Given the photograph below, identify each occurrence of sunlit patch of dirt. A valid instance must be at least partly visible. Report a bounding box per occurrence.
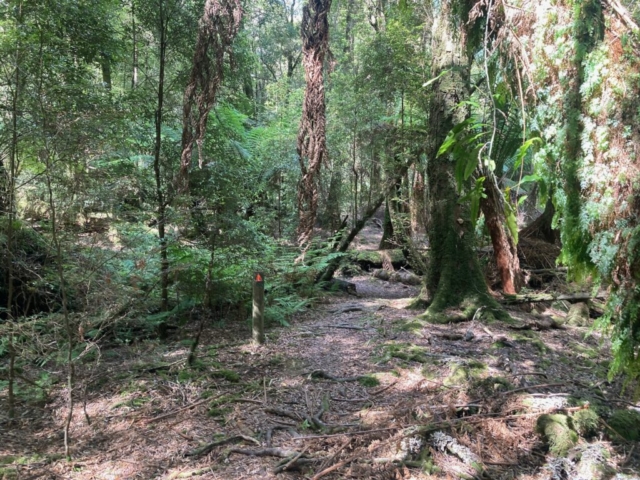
[2,260,640,478]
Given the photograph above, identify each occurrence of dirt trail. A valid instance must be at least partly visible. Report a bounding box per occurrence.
[3,272,640,479]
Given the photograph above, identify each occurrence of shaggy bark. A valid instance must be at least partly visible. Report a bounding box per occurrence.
[481,172,523,294]
[178,0,242,192]
[296,0,332,247]
[423,5,503,321]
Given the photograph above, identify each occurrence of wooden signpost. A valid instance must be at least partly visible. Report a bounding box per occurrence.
[252,272,265,345]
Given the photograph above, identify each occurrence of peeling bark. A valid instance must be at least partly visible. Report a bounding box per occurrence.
[481,173,523,294]
[178,0,243,192]
[296,0,332,247]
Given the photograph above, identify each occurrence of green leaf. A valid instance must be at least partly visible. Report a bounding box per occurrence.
[504,203,519,245]
[422,69,449,88]
[513,138,542,171]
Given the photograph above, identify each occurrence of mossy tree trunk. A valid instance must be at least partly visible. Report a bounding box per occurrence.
[422,5,503,321]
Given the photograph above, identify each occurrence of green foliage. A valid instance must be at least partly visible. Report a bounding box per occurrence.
[607,409,640,442]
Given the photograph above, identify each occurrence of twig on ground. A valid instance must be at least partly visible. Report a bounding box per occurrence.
[265,407,302,422]
[184,434,260,458]
[143,394,223,424]
[501,383,565,395]
[370,380,397,396]
[226,447,305,459]
[308,370,364,382]
[294,426,400,441]
[310,455,359,480]
[273,448,308,474]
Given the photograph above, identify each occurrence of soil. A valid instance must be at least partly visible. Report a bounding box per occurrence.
[2,222,640,479]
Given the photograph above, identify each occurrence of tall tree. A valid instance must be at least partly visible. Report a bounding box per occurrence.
[423,2,503,321]
[296,0,332,248]
[178,0,243,191]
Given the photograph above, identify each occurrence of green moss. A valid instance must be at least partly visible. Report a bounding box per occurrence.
[536,414,579,456]
[207,407,231,418]
[513,333,548,354]
[572,409,600,437]
[470,376,514,394]
[397,318,428,332]
[383,343,431,363]
[351,249,405,266]
[607,409,640,441]
[358,375,380,387]
[210,369,240,383]
[444,361,486,387]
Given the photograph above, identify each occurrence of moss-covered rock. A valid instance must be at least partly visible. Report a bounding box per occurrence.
[470,376,514,395]
[536,414,578,456]
[566,302,590,327]
[572,409,600,437]
[349,249,406,270]
[607,409,640,442]
[444,361,486,387]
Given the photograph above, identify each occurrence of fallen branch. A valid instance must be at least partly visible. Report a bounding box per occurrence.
[508,317,564,331]
[265,407,302,422]
[370,380,397,396]
[143,394,223,424]
[226,447,310,459]
[273,448,308,474]
[184,434,260,458]
[501,383,565,395]
[310,453,360,480]
[324,324,366,331]
[309,370,364,383]
[499,292,606,305]
[294,426,400,441]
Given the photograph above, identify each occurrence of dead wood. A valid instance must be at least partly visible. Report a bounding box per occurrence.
[309,370,364,382]
[499,292,606,305]
[310,453,360,480]
[142,395,223,424]
[273,448,309,474]
[508,316,564,331]
[293,427,399,441]
[328,303,365,314]
[226,447,312,460]
[266,425,298,447]
[501,383,566,395]
[265,407,302,422]
[370,381,397,396]
[184,434,260,458]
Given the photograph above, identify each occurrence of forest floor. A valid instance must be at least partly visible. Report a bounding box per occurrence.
[2,224,640,479]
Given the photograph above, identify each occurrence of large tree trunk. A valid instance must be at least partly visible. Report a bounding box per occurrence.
[423,5,503,322]
[378,199,395,249]
[481,173,523,294]
[178,0,242,192]
[296,0,332,247]
[154,1,169,311]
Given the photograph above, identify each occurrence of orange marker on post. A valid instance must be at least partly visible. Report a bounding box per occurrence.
[252,272,265,345]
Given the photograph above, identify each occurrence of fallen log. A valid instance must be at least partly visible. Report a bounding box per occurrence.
[372,269,421,286]
[499,292,606,305]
